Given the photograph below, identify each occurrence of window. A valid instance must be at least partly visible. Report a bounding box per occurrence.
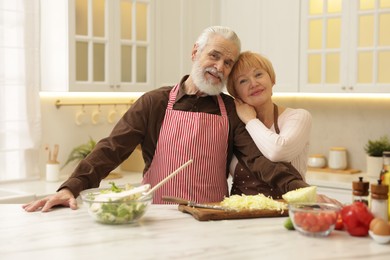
[0,0,41,181]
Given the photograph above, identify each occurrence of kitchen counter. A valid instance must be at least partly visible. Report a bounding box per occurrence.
[0,171,144,202]
[306,170,375,190]
[1,204,389,259]
[0,170,377,204]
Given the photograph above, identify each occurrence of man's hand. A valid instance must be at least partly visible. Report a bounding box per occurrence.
[22,188,78,212]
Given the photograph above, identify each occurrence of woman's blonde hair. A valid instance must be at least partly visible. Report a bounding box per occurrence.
[227,51,276,98]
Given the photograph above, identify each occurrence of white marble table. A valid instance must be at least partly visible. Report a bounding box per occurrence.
[1,204,389,260]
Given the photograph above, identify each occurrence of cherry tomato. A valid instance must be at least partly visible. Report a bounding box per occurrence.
[335,214,344,230]
[340,201,374,236]
[293,211,335,233]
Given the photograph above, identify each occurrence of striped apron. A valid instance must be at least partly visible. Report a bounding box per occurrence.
[142,84,229,204]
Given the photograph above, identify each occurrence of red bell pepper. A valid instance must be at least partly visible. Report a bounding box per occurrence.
[340,201,374,236]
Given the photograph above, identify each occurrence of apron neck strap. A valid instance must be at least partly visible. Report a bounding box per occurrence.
[167,84,227,116]
[273,103,280,134]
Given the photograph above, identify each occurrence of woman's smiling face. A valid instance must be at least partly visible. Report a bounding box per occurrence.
[234,67,274,106]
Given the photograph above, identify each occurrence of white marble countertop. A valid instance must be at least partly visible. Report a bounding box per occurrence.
[1,204,389,260]
[0,171,144,202]
[0,168,379,204]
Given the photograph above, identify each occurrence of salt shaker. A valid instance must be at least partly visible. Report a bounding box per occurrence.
[328,147,347,170]
[370,179,389,222]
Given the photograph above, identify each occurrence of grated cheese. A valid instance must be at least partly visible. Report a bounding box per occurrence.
[221,194,288,211]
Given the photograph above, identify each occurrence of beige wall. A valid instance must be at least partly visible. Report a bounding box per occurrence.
[273,95,390,172]
[40,94,390,178]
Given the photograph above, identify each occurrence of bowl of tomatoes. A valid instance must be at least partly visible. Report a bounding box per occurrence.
[288,203,341,237]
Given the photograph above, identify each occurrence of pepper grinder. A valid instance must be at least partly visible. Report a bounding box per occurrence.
[352,177,369,206]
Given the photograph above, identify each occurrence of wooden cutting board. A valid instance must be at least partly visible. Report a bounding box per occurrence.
[178,204,288,221]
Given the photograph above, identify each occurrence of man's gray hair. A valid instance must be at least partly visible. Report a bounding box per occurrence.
[195,26,241,54]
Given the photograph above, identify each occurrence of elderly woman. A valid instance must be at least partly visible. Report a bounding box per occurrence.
[227,51,312,198]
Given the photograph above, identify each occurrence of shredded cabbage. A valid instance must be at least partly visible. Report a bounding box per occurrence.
[221,194,288,211]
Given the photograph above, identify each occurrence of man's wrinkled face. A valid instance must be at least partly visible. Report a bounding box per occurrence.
[191,35,239,95]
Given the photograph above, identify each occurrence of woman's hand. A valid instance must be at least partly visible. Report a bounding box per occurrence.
[22,188,78,212]
[234,99,257,124]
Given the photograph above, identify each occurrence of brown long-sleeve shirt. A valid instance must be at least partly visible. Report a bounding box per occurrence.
[59,75,309,197]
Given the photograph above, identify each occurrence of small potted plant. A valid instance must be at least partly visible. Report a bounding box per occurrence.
[61,137,96,170]
[364,135,390,178]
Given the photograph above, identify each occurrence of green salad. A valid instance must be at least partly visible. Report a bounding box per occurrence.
[84,182,150,224]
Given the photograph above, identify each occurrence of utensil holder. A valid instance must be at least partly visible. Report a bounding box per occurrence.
[46,163,60,182]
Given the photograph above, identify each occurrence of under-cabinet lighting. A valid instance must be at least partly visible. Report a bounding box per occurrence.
[40,91,390,100]
[273,92,390,99]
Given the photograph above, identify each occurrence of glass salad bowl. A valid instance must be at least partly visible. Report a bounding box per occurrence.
[79,183,152,225]
[288,202,341,237]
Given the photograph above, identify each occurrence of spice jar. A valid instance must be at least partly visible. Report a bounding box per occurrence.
[352,177,369,206]
[370,179,389,222]
[328,147,347,170]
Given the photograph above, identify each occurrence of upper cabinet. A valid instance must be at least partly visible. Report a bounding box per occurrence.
[41,0,154,92]
[40,0,390,93]
[300,0,390,93]
[220,0,301,93]
[154,0,221,88]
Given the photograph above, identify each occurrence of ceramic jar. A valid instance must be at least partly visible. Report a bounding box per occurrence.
[328,147,348,170]
[307,154,326,168]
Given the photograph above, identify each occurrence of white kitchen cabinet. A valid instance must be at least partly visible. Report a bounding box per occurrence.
[154,0,221,88]
[220,0,301,93]
[300,0,390,93]
[40,0,154,92]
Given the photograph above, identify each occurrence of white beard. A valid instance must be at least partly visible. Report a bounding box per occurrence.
[191,60,226,96]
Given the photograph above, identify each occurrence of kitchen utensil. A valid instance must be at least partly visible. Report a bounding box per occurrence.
[162,196,228,210]
[94,159,193,202]
[141,159,193,198]
[52,144,59,163]
[93,184,151,202]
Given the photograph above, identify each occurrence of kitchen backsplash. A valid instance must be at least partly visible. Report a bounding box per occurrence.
[40,93,390,178]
